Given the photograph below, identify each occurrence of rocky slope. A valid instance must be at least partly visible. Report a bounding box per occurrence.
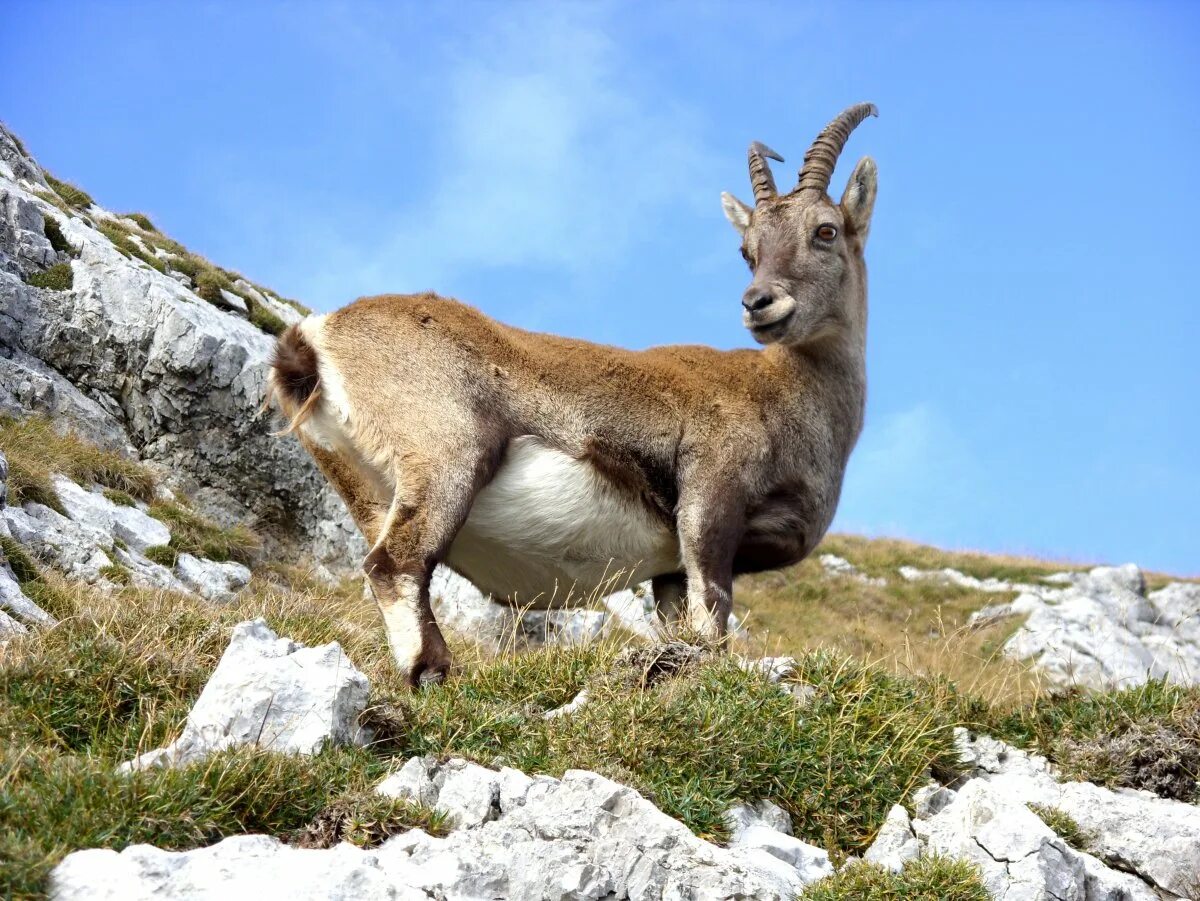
[0,122,360,568]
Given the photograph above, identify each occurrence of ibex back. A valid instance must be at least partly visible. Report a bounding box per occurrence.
[270,104,878,686]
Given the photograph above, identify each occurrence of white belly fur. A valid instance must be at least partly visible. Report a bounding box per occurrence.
[445,437,681,608]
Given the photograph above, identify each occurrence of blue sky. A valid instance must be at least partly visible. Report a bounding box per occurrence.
[3,1,1197,573]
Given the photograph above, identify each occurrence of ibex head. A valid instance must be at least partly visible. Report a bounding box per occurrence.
[722,103,878,347]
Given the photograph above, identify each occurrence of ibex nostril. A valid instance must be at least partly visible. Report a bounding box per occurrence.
[742,293,775,313]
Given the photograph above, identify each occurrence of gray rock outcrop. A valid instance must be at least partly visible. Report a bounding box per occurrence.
[0,120,362,567]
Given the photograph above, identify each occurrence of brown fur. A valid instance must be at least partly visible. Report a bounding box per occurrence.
[269,105,879,687]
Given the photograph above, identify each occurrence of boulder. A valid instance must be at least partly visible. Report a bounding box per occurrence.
[915,779,1091,900]
[51,475,170,552]
[954,729,1200,898]
[120,619,369,772]
[3,501,112,583]
[174,553,252,604]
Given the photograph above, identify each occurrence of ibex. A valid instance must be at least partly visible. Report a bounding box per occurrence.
[270,103,878,687]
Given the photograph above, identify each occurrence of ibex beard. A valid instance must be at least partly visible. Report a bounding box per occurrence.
[269,104,878,688]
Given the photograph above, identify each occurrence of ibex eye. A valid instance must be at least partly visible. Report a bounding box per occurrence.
[816,225,838,241]
[740,247,753,265]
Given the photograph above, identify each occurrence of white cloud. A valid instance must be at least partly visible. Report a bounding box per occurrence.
[299,3,715,304]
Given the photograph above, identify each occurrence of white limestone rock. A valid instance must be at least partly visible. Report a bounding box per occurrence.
[863,803,920,873]
[110,544,192,594]
[382,763,821,899]
[2,501,112,584]
[953,729,1200,898]
[69,761,825,899]
[724,800,832,884]
[429,565,518,649]
[51,835,431,901]
[0,604,26,636]
[120,619,369,772]
[173,552,252,603]
[51,475,170,552]
[379,756,501,829]
[819,553,887,586]
[725,799,794,836]
[521,607,608,645]
[916,779,1090,900]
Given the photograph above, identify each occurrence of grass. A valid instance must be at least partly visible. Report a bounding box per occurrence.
[147,501,262,565]
[26,263,73,291]
[0,569,965,895]
[292,792,447,848]
[43,174,93,210]
[0,537,77,621]
[248,297,288,335]
[97,221,166,273]
[384,644,961,853]
[0,537,1192,898]
[0,416,156,514]
[193,267,240,307]
[1028,804,1095,852]
[41,216,74,256]
[736,541,1044,706]
[98,563,131,585]
[143,544,179,568]
[970,680,1200,801]
[0,746,398,899]
[801,857,989,900]
[122,212,157,232]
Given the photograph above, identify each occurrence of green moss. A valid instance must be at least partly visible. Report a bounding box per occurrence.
[1028,804,1095,852]
[123,212,157,232]
[801,857,989,900]
[26,263,73,291]
[41,215,74,256]
[44,173,93,210]
[248,298,288,336]
[102,488,138,507]
[148,502,261,566]
[143,544,179,568]
[98,564,131,586]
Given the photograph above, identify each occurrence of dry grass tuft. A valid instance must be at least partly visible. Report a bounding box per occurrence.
[0,416,156,513]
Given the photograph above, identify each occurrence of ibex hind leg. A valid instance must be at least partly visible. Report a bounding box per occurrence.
[364,447,500,688]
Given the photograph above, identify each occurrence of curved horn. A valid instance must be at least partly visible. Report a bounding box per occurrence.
[747,141,784,205]
[795,103,878,196]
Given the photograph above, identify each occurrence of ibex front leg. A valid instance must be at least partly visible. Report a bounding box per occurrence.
[363,453,491,687]
[675,480,744,642]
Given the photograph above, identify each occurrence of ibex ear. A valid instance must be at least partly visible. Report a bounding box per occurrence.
[840,156,877,243]
[721,192,752,235]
